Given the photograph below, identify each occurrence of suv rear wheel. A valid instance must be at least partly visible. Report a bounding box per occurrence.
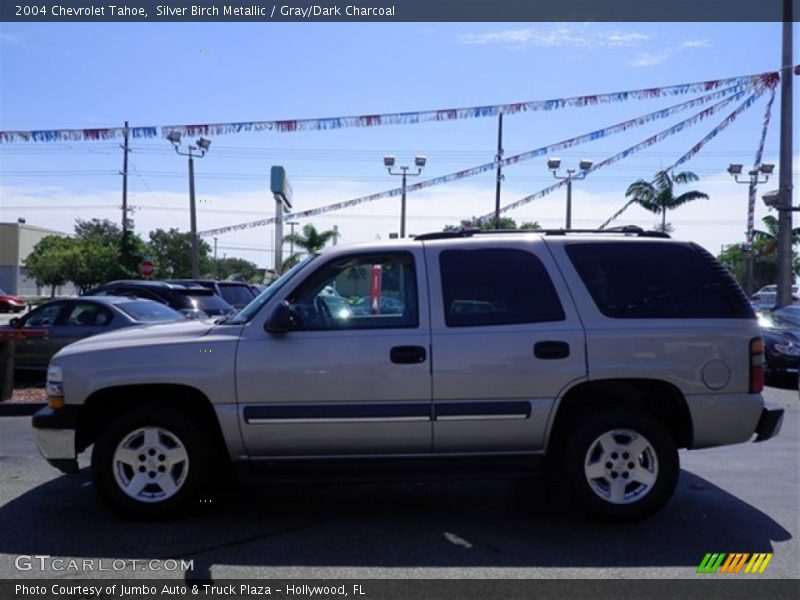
[91,406,213,519]
[563,410,679,522]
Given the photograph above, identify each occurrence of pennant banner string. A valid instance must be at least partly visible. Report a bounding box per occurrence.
[197,83,754,237]
[597,87,771,230]
[0,71,779,144]
[745,86,777,248]
[488,86,767,221]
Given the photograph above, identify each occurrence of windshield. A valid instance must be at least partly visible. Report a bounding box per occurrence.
[117,300,185,323]
[229,254,317,324]
[773,307,800,329]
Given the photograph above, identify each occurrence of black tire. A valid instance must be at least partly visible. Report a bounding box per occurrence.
[563,409,679,522]
[91,405,215,519]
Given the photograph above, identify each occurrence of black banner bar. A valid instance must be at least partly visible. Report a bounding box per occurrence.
[1,0,799,23]
[3,579,800,600]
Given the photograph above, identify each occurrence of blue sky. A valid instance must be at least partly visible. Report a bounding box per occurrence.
[0,22,797,268]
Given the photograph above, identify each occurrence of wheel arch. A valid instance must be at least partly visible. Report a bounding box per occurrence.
[546,378,693,456]
[76,384,229,461]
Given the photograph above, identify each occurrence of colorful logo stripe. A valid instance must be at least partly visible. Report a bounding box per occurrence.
[697,553,773,574]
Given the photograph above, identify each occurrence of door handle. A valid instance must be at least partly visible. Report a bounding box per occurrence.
[390,345,427,364]
[534,341,570,360]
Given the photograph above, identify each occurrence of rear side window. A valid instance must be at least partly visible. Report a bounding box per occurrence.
[566,242,754,319]
[439,248,565,327]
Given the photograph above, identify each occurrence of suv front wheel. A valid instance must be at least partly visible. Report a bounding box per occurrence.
[91,406,213,519]
[563,410,679,522]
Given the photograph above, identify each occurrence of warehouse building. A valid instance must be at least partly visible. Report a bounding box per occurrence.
[0,220,74,296]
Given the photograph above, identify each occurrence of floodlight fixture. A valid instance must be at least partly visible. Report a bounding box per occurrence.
[547,157,561,170]
[166,130,182,145]
[579,159,593,171]
[727,163,743,176]
[383,156,396,167]
[415,156,427,167]
[759,164,775,175]
[196,137,211,151]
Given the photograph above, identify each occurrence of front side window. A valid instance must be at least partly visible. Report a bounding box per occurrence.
[439,248,565,327]
[25,303,65,327]
[287,253,418,331]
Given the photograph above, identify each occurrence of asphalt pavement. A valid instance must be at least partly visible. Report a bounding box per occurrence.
[0,386,797,582]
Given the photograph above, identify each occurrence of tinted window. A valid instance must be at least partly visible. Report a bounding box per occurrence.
[64,302,114,326]
[566,242,754,319]
[288,253,418,331]
[25,303,65,327]
[181,290,234,314]
[218,284,255,307]
[117,300,184,323]
[439,248,565,327]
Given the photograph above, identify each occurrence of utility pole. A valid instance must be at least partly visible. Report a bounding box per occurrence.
[213,237,218,279]
[287,221,299,257]
[120,121,131,269]
[494,114,504,228]
[776,3,794,308]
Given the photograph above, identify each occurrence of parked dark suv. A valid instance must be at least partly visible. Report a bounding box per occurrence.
[85,280,235,319]
[167,279,257,309]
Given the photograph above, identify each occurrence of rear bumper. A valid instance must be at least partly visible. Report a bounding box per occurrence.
[32,406,79,474]
[754,404,784,442]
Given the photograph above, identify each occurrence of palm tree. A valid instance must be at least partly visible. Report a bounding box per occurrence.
[625,170,709,232]
[282,223,340,270]
[753,215,800,254]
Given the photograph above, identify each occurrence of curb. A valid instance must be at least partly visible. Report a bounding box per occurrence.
[0,402,45,416]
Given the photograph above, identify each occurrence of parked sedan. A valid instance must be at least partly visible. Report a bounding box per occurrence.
[1,296,185,372]
[0,287,26,313]
[757,305,800,382]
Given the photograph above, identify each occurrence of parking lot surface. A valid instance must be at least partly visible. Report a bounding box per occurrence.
[0,386,797,581]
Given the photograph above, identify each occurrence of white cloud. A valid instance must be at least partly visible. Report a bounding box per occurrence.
[629,52,671,68]
[0,32,23,47]
[680,39,712,49]
[459,26,650,49]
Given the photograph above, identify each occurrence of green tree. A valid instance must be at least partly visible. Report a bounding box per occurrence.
[444,217,541,231]
[625,170,709,232]
[74,218,146,276]
[718,216,800,291]
[147,228,211,279]
[211,257,260,282]
[63,242,124,294]
[24,236,74,297]
[282,223,340,270]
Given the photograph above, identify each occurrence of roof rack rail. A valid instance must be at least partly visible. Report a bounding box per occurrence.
[414,225,670,241]
[413,228,481,241]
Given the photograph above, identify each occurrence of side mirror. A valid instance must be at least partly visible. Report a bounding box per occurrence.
[9,318,20,328]
[265,301,301,333]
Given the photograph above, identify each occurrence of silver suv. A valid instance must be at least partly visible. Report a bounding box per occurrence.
[33,227,784,521]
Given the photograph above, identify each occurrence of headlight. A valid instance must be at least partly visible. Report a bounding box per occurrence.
[46,364,65,408]
[773,342,800,357]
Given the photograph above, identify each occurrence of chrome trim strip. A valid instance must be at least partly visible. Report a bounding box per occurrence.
[436,414,529,421]
[246,416,431,424]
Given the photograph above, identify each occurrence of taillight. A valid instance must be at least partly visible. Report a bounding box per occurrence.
[750,337,764,393]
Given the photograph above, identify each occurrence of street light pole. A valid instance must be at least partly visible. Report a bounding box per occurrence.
[188,150,198,278]
[384,155,426,237]
[776,8,794,308]
[728,163,774,296]
[167,132,211,279]
[547,158,593,229]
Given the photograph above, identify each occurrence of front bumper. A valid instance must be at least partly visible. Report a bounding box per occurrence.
[754,404,784,442]
[32,406,80,473]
